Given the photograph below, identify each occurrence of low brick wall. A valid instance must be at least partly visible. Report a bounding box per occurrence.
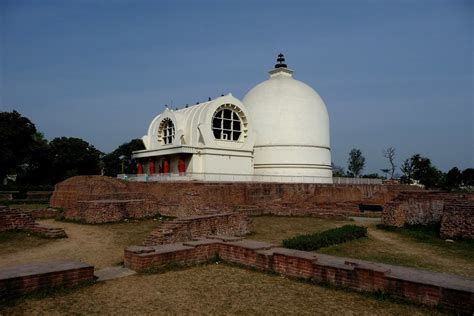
[0,261,94,298]
[143,213,250,245]
[0,191,15,201]
[28,207,60,219]
[124,238,474,314]
[26,191,52,200]
[50,176,421,222]
[441,201,474,239]
[0,207,66,238]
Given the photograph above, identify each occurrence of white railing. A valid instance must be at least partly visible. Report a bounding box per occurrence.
[117,173,382,184]
[333,177,382,185]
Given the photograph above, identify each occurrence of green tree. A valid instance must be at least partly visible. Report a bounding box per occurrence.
[400,158,415,183]
[103,139,145,176]
[462,168,474,187]
[17,132,53,187]
[443,167,462,191]
[49,137,103,183]
[0,111,38,181]
[347,148,365,177]
[401,154,443,189]
[331,163,345,177]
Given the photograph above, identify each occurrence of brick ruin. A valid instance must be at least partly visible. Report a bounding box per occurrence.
[50,176,418,222]
[49,176,474,239]
[441,200,474,239]
[143,213,250,246]
[381,192,474,239]
[0,261,95,298]
[0,206,67,238]
[124,237,474,314]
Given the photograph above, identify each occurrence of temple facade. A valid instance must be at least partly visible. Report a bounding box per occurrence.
[132,54,332,183]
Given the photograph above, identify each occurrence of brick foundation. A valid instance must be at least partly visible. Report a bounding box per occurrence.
[143,213,250,245]
[0,261,94,298]
[124,238,474,314]
[50,176,420,222]
[0,207,67,238]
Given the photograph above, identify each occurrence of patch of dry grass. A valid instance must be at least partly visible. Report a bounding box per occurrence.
[251,216,474,277]
[1,265,442,315]
[249,215,354,244]
[319,224,474,277]
[0,231,51,257]
[0,219,160,269]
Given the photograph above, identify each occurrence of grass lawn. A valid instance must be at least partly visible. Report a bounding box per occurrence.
[251,216,474,277]
[1,264,442,315]
[248,215,354,244]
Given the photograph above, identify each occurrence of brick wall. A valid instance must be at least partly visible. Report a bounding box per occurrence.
[0,261,94,298]
[381,192,474,240]
[382,192,465,227]
[0,207,66,238]
[143,213,250,245]
[50,176,419,222]
[0,206,36,232]
[441,200,474,239]
[124,238,474,314]
[67,197,161,224]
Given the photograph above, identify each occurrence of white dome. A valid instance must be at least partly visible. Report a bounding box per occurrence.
[243,66,332,182]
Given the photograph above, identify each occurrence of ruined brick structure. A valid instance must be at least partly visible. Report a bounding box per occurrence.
[0,261,94,298]
[124,237,474,314]
[73,196,161,224]
[143,213,250,245]
[441,200,474,239]
[0,206,66,238]
[381,192,474,239]
[51,176,418,222]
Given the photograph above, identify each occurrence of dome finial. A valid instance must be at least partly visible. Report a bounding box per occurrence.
[274,53,287,69]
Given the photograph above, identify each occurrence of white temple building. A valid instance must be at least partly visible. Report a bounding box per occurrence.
[132,54,332,183]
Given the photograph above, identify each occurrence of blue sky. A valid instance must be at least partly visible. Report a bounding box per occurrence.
[1,0,473,174]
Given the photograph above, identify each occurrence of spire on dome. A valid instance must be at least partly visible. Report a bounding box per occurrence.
[274,53,287,69]
[269,53,293,78]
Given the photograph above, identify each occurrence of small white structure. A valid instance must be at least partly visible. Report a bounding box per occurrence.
[132,54,332,183]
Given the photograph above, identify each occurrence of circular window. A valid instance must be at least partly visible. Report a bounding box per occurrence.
[158,118,175,145]
[212,105,245,141]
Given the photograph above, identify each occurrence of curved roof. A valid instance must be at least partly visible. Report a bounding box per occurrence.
[243,68,330,148]
[142,94,254,151]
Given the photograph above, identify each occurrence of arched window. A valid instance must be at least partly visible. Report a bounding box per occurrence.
[212,105,243,141]
[158,118,175,145]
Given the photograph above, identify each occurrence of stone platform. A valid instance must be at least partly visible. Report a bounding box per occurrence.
[0,261,95,298]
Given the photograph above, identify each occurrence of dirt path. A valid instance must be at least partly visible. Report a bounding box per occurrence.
[0,219,157,269]
[367,227,474,276]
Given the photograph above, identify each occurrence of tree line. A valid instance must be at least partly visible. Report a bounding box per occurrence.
[0,110,144,190]
[333,147,473,191]
[1,110,472,191]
